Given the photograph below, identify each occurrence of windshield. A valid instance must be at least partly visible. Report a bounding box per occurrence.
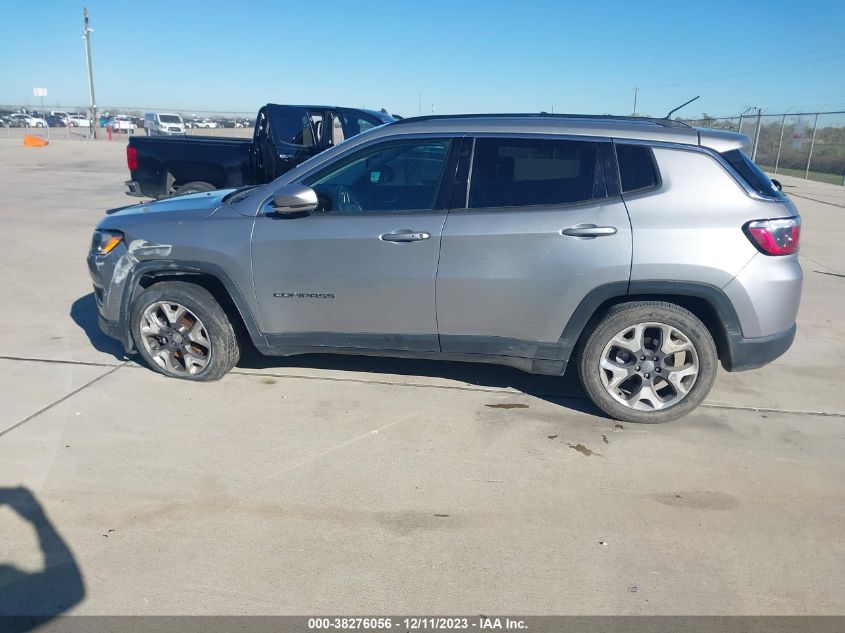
[159,114,181,123]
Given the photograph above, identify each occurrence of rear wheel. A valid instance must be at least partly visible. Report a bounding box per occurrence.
[176,181,216,195]
[578,301,717,423]
[130,282,240,381]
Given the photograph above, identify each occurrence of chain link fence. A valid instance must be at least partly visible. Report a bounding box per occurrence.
[682,111,845,185]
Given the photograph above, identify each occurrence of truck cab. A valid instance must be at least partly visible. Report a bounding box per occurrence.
[125,104,394,198]
[252,105,393,184]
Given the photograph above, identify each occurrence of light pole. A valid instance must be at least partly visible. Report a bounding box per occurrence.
[83,7,97,138]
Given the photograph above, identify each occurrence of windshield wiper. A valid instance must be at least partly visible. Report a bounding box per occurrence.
[223,185,258,204]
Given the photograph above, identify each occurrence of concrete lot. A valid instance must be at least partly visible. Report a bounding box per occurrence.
[0,137,843,616]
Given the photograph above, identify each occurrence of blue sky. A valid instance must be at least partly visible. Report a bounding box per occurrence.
[1,0,844,118]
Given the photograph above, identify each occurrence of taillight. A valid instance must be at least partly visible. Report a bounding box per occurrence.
[126,145,138,171]
[743,217,800,256]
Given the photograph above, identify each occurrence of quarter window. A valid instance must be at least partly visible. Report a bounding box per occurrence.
[720,149,780,198]
[616,144,659,192]
[468,138,604,208]
[303,139,451,214]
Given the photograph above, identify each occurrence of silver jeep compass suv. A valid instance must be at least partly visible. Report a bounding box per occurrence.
[88,114,802,423]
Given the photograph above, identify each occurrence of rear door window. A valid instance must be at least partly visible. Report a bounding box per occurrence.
[615,144,659,192]
[468,138,605,208]
[331,113,382,145]
[269,108,324,147]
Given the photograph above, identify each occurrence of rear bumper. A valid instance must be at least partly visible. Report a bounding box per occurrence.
[125,180,143,197]
[723,323,796,371]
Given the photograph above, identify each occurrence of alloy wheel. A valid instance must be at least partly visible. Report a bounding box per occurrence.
[599,321,699,411]
[138,301,211,375]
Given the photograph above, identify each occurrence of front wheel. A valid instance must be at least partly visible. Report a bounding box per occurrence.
[130,282,240,381]
[578,301,718,423]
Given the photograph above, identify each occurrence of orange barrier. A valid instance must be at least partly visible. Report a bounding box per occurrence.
[23,135,49,147]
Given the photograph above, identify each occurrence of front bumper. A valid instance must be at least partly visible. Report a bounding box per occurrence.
[723,323,796,371]
[88,247,136,354]
[97,314,135,355]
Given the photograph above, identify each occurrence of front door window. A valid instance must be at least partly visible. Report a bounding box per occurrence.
[302,139,451,214]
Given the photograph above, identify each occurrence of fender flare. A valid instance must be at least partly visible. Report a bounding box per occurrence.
[116,259,266,352]
[557,280,743,363]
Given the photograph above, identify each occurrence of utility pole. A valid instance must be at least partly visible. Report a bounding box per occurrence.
[83,7,97,138]
[632,85,638,117]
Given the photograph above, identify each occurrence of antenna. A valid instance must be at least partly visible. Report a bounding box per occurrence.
[664,95,700,120]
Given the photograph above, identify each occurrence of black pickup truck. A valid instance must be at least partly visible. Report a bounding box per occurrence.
[125,104,394,198]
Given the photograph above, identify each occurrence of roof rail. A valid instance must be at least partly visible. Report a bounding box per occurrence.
[391,113,692,129]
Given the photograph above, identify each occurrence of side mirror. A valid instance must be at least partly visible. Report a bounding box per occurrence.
[771,178,783,192]
[269,184,318,218]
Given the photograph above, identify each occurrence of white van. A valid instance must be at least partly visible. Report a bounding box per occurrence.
[144,112,185,136]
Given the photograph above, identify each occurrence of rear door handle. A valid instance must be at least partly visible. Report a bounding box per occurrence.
[380,230,431,242]
[561,224,617,238]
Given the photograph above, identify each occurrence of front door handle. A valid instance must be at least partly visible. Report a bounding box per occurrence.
[561,224,617,239]
[380,230,431,242]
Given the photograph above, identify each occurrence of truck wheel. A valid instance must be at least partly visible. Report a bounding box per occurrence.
[130,281,240,381]
[176,181,216,195]
[578,301,718,424]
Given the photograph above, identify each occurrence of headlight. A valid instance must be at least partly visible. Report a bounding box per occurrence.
[91,229,124,256]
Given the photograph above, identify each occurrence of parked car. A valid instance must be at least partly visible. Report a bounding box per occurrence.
[68,115,91,128]
[106,116,136,133]
[90,113,802,423]
[144,112,185,136]
[50,111,72,125]
[124,104,394,198]
[45,115,67,127]
[10,113,47,127]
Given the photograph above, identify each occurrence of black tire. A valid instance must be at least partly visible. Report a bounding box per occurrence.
[176,181,216,195]
[578,301,718,424]
[130,281,240,381]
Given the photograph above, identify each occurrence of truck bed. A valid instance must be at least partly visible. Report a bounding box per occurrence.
[127,135,252,199]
